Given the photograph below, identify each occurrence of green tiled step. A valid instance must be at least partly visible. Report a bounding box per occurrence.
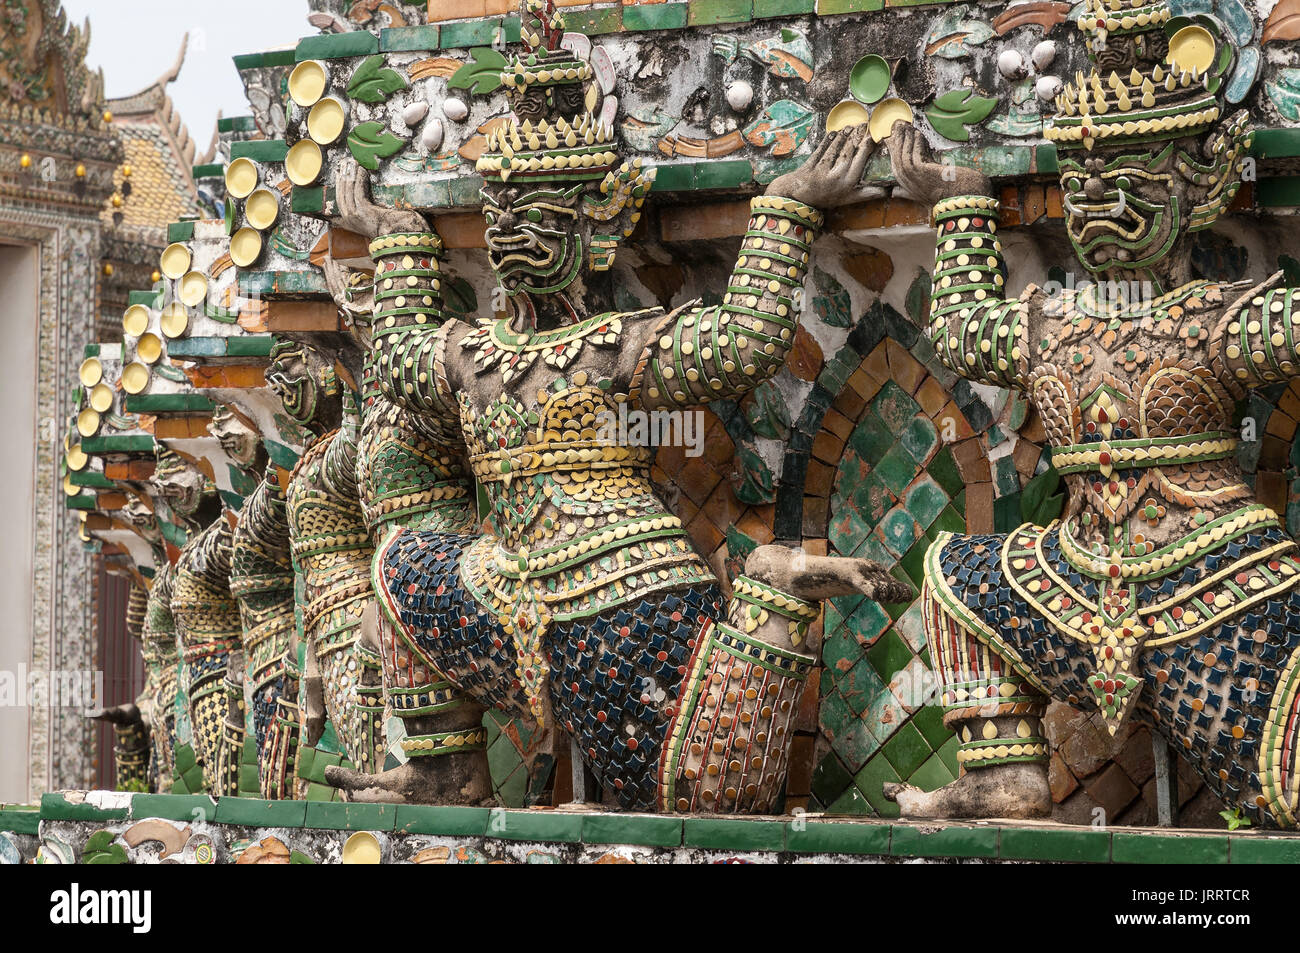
[32,795,1300,862]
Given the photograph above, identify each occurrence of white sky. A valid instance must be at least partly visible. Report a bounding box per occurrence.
[61,0,311,144]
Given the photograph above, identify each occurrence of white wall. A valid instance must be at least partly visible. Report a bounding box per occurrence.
[0,242,38,804]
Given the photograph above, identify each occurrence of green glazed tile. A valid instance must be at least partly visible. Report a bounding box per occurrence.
[214,797,307,827]
[439,18,503,50]
[881,721,931,777]
[304,800,397,831]
[624,2,689,31]
[905,475,949,529]
[167,220,195,242]
[875,506,919,559]
[0,809,40,835]
[230,139,289,163]
[900,416,939,463]
[683,817,785,852]
[911,705,951,749]
[873,444,919,496]
[380,25,440,52]
[564,5,624,35]
[853,753,902,817]
[786,820,890,855]
[689,0,753,25]
[1230,836,1300,864]
[755,0,815,15]
[40,793,129,823]
[1112,832,1229,864]
[866,628,913,682]
[907,751,957,791]
[296,31,378,60]
[583,813,683,847]
[496,810,584,843]
[131,794,217,823]
[816,0,884,10]
[693,159,754,190]
[890,823,998,858]
[1000,827,1111,863]
[825,784,873,815]
[395,805,490,837]
[810,751,854,804]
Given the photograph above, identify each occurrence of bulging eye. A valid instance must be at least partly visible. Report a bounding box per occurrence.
[1068,177,1082,192]
[526,208,543,223]
[484,212,497,226]
[1116,176,1131,190]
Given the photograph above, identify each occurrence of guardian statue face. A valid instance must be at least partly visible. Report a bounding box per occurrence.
[265,338,340,434]
[207,404,260,468]
[149,458,208,519]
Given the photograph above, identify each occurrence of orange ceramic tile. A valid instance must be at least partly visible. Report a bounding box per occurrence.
[831,382,867,422]
[862,344,889,381]
[677,454,723,506]
[883,197,928,227]
[842,247,894,293]
[785,734,815,795]
[428,0,487,21]
[787,324,823,381]
[1022,184,1046,224]
[886,338,926,394]
[951,437,992,482]
[795,668,820,731]
[801,537,827,557]
[154,415,215,440]
[998,185,1022,225]
[184,364,268,390]
[804,458,835,498]
[820,406,855,442]
[915,376,948,416]
[802,495,829,537]
[827,199,886,232]
[936,400,975,440]
[735,506,775,544]
[267,299,341,332]
[811,428,844,465]
[1013,437,1041,476]
[965,481,994,533]
[1256,471,1287,514]
[433,211,490,249]
[1045,185,1064,219]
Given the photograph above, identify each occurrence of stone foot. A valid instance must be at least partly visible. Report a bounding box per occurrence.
[746,544,914,603]
[325,759,492,806]
[882,762,1050,819]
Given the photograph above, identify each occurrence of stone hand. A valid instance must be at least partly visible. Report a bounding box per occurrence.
[888,121,991,206]
[332,158,428,240]
[766,124,876,210]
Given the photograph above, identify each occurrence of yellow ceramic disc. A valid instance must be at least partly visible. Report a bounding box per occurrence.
[159,243,192,280]
[245,188,280,230]
[230,227,264,268]
[1167,25,1216,73]
[122,304,150,337]
[77,408,100,438]
[288,60,328,108]
[64,473,79,496]
[225,157,259,199]
[137,332,163,364]
[122,362,150,395]
[78,357,103,387]
[286,139,324,187]
[341,831,381,865]
[827,100,870,133]
[65,444,87,471]
[89,382,114,413]
[308,96,347,145]
[869,98,914,142]
[179,271,208,308]
[160,303,189,338]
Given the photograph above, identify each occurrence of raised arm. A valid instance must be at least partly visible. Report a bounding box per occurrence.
[890,123,1029,391]
[634,126,874,410]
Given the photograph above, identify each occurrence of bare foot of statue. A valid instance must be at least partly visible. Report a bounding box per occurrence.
[326,760,493,805]
[883,762,1051,819]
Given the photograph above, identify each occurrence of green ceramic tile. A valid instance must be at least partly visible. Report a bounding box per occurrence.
[1230,836,1300,864]
[933,505,966,535]
[937,734,960,775]
[1257,176,1300,209]
[1251,127,1300,160]
[900,415,939,463]
[872,380,921,433]
[755,0,815,15]
[847,596,891,643]
[911,705,951,749]
[167,220,195,242]
[689,0,753,25]
[839,656,887,717]
[994,455,1021,496]
[898,539,930,587]
[875,506,919,559]
[395,805,490,836]
[380,25,440,52]
[828,504,873,557]
[829,715,882,773]
[821,627,863,675]
[683,817,784,852]
[624,2,689,31]
[905,475,949,529]
[873,444,918,496]
[40,793,129,823]
[214,797,308,827]
[563,5,624,35]
[882,721,931,777]
[495,764,528,807]
[890,823,998,858]
[1112,832,1229,864]
[583,813,683,847]
[230,139,289,163]
[131,794,217,823]
[847,411,894,463]
[786,820,891,855]
[853,754,901,817]
[826,784,873,815]
[0,809,40,835]
[927,446,964,497]
[497,810,584,843]
[908,751,958,791]
[894,599,928,652]
[297,30,378,59]
[851,526,896,567]
[693,159,754,190]
[439,18,503,50]
[851,472,895,526]
[304,800,397,831]
[1000,827,1111,863]
[816,0,883,11]
[811,751,854,805]
[866,628,913,682]
[650,163,693,192]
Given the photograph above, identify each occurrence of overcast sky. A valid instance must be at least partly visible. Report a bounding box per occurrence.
[61,0,311,143]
